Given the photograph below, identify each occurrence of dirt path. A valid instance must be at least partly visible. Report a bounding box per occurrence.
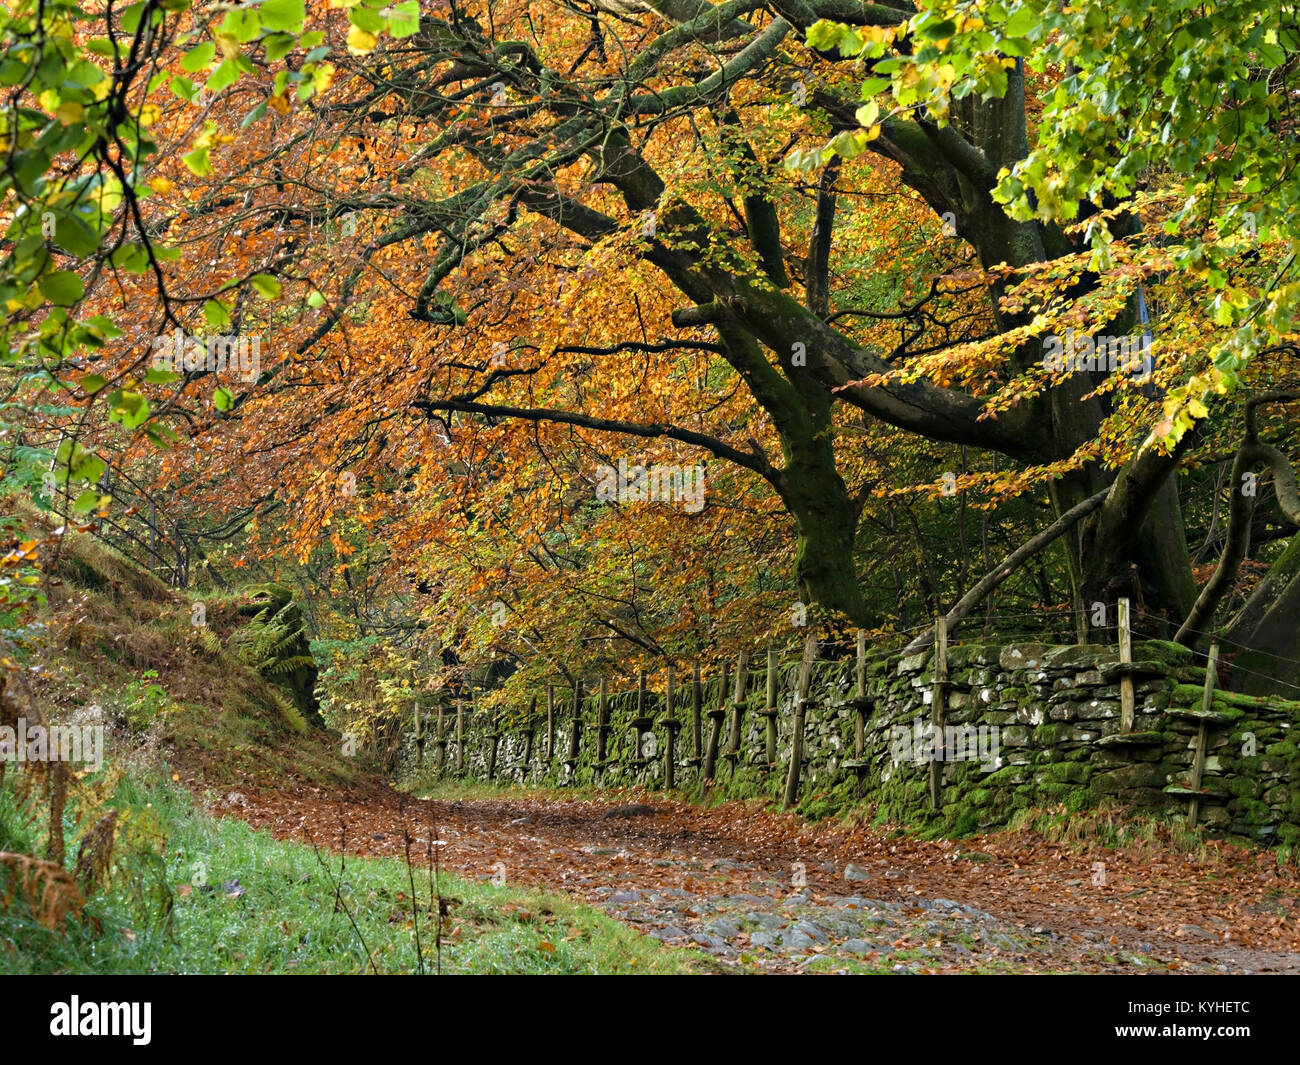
[207,778,1300,974]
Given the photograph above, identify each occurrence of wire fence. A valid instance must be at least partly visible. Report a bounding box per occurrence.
[442,604,1300,707]
[1129,625,1300,699]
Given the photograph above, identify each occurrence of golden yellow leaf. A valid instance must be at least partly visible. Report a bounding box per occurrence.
[347,26,378,55]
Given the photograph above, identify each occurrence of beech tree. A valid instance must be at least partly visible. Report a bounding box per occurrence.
[20,0,1300,692]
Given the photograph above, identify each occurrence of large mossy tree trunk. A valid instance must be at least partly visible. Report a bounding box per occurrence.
[778,365,870,629]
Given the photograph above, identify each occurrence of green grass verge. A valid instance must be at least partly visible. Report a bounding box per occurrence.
[0,774,709,975]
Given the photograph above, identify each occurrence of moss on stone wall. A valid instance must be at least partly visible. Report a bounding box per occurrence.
[397,638,1300,844]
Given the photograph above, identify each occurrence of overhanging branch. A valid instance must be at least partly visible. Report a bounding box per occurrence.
[412,396,781,483]
[903,486,1110,654]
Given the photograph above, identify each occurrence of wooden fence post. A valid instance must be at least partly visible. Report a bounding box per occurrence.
[689,662,703,768]
[434,701,447,775]
[567,678,583,769]
[546,683,556,763]
[487,708,500,781]
[843,630,872,794]
[521,695,537,775]
[782,634,818,810]
[596,678,609,772]
[703,660,728,780]
[1118,597,1135,733]
[630,669,653,763]
[726,650,749,772]
[855,629,867,758]
[760,641,778,768]
[929,616,947,811]
[663,665,681,788]
[1189,640,1219,827]
[456,690,467,776]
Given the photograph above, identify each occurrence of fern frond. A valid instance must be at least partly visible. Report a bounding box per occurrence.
[265,655,314,675]
[265,688,308,735]
[0,851,86,931]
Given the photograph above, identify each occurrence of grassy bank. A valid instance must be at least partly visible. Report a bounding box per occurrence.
[0,773,707,975]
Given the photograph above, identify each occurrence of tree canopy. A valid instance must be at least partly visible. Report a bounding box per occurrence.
[6,0,1300,703]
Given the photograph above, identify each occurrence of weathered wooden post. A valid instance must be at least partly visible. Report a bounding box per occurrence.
[725,649,749,772]
[487,707,501,781]
[546,683,556,763]
[595,678,609,773]
[662,666,682,788]
[782,633,818,810]
[521,694,537,776]
[929,616,948,810]
[434,700,448,775]
[759,641,778,768]
[689,662,703,769]
[1118,598,1135,733]
[630,670,653,764]
[703,659,729,780]
[455,690,467,776]
[567,678,583,771]
[1189,640,1219,827]
[843,630,872,794]
[855,629,867,758]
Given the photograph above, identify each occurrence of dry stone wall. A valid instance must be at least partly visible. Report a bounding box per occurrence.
[399,638,1300,845]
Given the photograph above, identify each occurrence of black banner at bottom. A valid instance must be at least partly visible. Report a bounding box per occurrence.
[2,972,1290,1051]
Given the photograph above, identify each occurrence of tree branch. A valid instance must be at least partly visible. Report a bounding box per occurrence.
[411,397,781,483]
[903,487,1111,653]
[1176,390,1300,645]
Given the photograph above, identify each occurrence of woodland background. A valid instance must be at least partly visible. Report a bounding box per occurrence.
[1,0,1300,976]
